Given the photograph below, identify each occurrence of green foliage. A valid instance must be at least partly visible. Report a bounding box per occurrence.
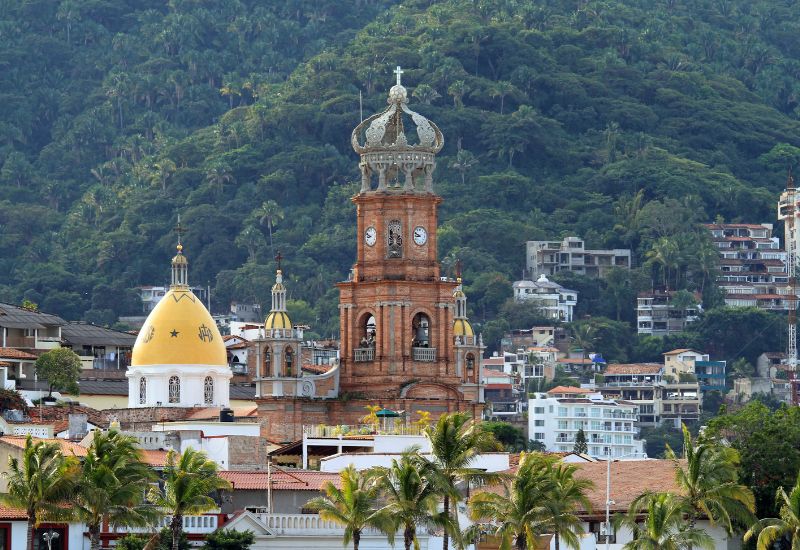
[706,403,800,517]
[482,421,529,452]
[0,0,798,332]
[572,428,588,455]
[34,348,82,396]
[640,426,686,459]
[203,530,255,550]
[116,528,190,550]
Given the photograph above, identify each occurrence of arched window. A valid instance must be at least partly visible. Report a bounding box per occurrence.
[139,377,147,405]
[412,313,431,348]
[360,315,377,348]
[204,376,214,404]
[466,354,475,374]
[168,376,180,404]
[285,348,293,377]
[264,347,272,377]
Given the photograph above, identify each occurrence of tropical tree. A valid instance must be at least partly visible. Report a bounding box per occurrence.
[665,424,755,536]
[572,429,588,455]
[450,148,478,186]
[0,436,78,550]
[546,462,593,550]
[204,163,235,197]
[305,465,393,550]
[34,348,81,397]
[744,471,800,550]
[469,452,586,550]
[412,84,441,105]
[569,323,596,360]
[148,448,232,550]
[375,454,444,550]
[75,430,159,550]
[645,238,681,290]
[422,412,502,550]
[617,492,713,550]
[257,200,284,255]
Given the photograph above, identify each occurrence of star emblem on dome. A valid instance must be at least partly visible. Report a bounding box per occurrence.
[170,329,179,338]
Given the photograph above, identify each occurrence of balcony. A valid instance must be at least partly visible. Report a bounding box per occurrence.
[412,347,437,362]
[354,348,375,362]
[254,513,388,537]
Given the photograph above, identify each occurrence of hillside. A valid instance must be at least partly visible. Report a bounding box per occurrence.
[2,0,800,343]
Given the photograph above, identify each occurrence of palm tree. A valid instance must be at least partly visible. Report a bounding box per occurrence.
[148,448,232,550]
[75,430,159,550]
[306,465,393,550]
[0,436,78,550]
[645,238,680,290]
[469,452,578,550]
[546,462,593,550]
[257,200,284,255]
[204,163,235,197]
[666,424,755,536]
[745,472,800,550]
[569,323,596,361]
[449,148,478,186]
[422,412,502,550]
[618,492,713,550]
[375,454,444,550]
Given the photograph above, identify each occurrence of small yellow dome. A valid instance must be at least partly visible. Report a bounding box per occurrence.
[453,319,474,337]
[132,288,226,366]
[265,311,292,330]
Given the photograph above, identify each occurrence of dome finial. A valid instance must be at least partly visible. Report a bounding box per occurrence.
[394,65,404,87]
[173,214,186,253]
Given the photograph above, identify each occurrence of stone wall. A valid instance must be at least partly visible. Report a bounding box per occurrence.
[106,406,202,430]
[227,434,270,469]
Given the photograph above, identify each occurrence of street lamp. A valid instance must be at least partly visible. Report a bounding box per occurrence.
[41,530,59,550]
[605,451,644,550]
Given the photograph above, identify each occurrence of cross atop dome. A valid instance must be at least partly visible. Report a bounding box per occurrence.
[394,65,404,86]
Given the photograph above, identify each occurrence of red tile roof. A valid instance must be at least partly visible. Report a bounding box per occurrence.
[0,505,27,520]
[302,364,332,375]
[0,436,88,457]
[0,348,37,360]
[547,386,588,395]
[485,383,513,390]
[663,349,700,355]
[141,450,169,467]
[219,470,341,491]
[605,363,662,375]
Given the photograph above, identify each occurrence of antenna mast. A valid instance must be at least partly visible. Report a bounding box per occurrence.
[779,168,800,405]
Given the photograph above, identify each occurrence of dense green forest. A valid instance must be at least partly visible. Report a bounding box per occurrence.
[2,0,800,351]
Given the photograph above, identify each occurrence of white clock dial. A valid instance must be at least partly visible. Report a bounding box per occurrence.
[365,226,377,246]
[413,226,428,246]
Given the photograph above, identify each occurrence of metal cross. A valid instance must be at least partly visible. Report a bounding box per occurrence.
[275,251,282,270]
[394,65,404,86]
[173,214,186,245]
[456,259,462,279]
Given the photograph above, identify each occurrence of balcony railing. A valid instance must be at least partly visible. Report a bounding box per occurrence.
[254,513,388,536]
[354,348,375,362]
[412,347,436,362]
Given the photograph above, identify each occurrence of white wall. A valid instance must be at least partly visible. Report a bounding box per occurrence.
[320,452,509,473]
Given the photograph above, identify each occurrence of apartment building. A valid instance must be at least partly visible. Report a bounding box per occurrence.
[528,387,646,458]
[513,275,578,322]
[501,326,571,355]
[636,291,700,336]
[705,223,795,311]
[662,349,726,393]
[598,363,701,426]
[526,237,632,279]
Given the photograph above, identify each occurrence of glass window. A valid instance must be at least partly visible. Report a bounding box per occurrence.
[168,376,180,404]
[557,420,568,430]
[533,406,545,414]
[534,433,545,440]
[591,408,601,418]
[203,377,214,404]
[558,407,568,416]
[534,419,544,427]
[139,377,146,405]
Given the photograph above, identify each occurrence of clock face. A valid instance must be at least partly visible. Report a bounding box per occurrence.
[413,226,428,246]
[365,226,377,247]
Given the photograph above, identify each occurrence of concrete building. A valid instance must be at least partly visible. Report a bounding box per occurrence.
[636,290,700,336]
[705,223,796,311]
[598,364,701,426]
[528,387,645,458]
[525,237,632,279]
[513,275,578,322]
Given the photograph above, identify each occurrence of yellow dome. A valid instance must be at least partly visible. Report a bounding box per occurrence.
[265,311,292,330]
[453,319,474,337]
[132,288,226,366]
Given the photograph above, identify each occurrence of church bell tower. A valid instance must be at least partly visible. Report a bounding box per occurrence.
[337,68,482,405]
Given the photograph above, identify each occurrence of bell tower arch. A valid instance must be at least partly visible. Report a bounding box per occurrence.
[337,69,482,406]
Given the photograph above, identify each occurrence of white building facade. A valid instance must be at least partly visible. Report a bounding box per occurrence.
[528,390,645,458]
[513,275,578,322]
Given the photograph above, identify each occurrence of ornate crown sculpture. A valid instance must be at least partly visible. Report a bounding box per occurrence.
[351,66,444,194]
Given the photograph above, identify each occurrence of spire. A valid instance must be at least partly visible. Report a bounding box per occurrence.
[271,251,287,312]
[453,260,468,320]
[788,166,795,191]
[170,215,188,288]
